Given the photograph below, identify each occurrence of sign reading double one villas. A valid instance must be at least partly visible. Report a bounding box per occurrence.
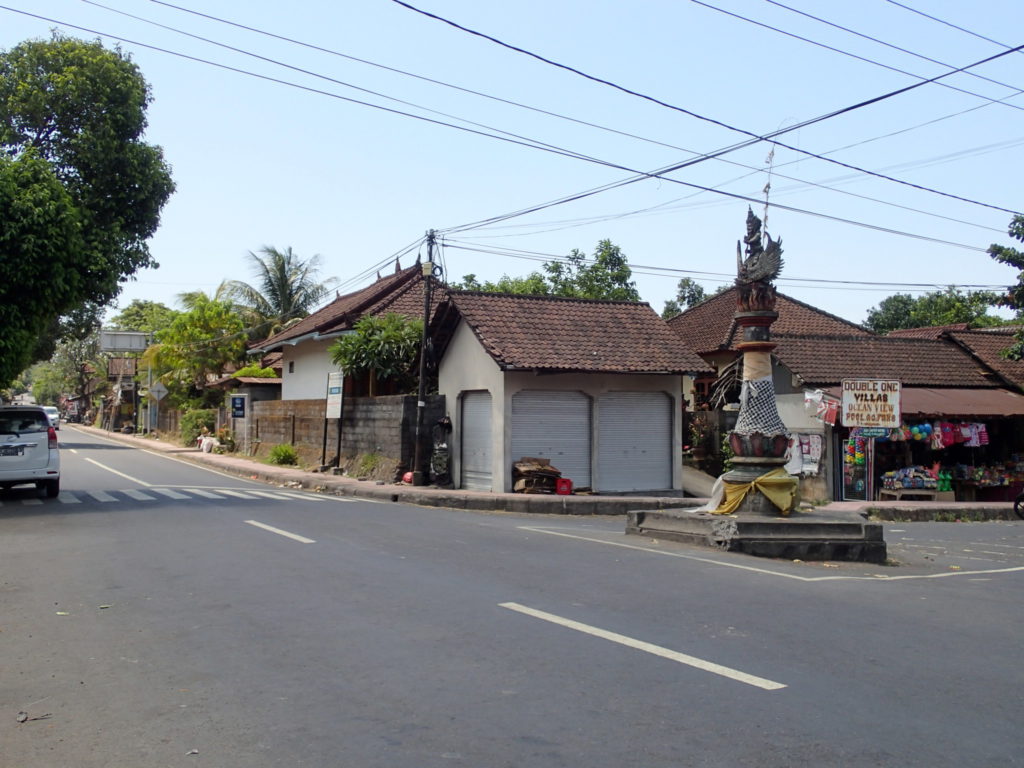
[841,379,902,429]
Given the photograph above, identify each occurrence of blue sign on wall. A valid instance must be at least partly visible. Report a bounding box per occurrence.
[231,395,246,418]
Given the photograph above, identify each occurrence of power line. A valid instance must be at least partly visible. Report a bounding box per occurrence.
[144,0,1022,234]
[391,0,1023,217]
[882,0,1022,51]
[696,0,1024,109]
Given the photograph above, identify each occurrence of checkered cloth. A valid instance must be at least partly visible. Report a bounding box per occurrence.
[733,375,789,436]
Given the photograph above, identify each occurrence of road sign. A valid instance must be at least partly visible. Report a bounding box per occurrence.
[150,382,168,401]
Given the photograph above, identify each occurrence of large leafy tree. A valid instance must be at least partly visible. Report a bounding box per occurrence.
[0,34,174,386]
[989,214,1024,357]
[219,246,337,339]
[108,300,179,335]
[864,287,1004,335]
[150,295,246,407]
[452,239,640,301]
[329,313,423,396]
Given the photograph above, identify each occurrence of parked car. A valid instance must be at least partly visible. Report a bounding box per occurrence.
[0,405,61,497]
[43,405,60,430]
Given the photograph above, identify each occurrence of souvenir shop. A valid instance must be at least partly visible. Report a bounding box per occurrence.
[837,390,1024,502]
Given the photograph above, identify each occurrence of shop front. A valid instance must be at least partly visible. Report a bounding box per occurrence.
[830,386,1024,502]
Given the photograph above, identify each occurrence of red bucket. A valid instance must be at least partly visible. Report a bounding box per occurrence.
[555,478,573,495]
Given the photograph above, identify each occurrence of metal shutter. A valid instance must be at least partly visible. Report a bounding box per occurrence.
[511,390,591,489]
[597,392,672,492]
[461,391,492,491]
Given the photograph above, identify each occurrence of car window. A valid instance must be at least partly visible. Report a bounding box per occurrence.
[0,412,49,433]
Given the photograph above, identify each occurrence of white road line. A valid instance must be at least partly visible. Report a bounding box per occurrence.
[216,489,258,499]
[87,490,118,503]
[273,490,332,502]
[183,488,223,498]
[500,602,786,691]
[151,488,190,500]
[21,498,43,506]
[57,493,81,504]
[122,489,156,501]
[519,526,1024,582]
[244,520,316,543]
[84,458,152,487]
[246,490,298,500]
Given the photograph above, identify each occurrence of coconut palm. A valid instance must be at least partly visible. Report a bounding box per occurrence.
[219,246,337,339]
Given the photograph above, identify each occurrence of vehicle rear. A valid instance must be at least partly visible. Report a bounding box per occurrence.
[0,406,61,496]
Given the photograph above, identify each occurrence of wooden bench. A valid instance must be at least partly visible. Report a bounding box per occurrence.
[878,488,936,501]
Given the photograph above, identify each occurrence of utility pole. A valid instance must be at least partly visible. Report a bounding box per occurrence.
[412,230,435,486]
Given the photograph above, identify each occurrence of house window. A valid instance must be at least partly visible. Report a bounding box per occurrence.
[288,361,295,374]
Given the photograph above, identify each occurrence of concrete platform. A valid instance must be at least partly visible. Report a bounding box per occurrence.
[626,507,888,564]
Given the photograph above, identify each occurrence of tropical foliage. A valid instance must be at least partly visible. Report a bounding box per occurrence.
[329,313,423,396]
[989,214,1024,358]
[864,287,1005,335]
[0,35,174,387]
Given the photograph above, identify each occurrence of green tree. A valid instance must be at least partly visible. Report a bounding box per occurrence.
[0,34,174,386]
[452,240,640,301]
[219,246,337,339]
[329,313,423,396]
[151,295,246,406]
[109,300,179,335]
[864,287,1004,335]
[662,277,707,318]
[989,214,1024,357]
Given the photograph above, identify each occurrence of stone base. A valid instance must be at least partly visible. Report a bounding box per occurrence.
[625,507,887,564]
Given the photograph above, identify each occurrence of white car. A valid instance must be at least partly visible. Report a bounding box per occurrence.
[43,405,60,430]
[0,405,61,497]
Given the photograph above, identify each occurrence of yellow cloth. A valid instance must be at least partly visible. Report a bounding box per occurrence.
[711,468,797,516]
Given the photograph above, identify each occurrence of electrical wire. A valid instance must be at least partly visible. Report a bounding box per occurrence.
[694,0,1024,109]
[882,0,1021,51]
[391,0,1023,217]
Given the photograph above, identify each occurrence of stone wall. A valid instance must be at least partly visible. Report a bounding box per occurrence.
[250,394,446,474]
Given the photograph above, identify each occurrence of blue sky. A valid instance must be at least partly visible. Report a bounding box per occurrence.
[2,0,1022,325]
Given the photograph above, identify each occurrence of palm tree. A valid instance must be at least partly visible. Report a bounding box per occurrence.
[219,246,337,339]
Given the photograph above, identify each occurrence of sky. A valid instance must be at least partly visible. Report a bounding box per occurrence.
[2,0,1023,326]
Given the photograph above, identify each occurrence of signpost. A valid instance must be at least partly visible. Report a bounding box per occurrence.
[323,372,345,467]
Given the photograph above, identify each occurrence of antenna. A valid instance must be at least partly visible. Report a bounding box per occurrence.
[762,145,776,233]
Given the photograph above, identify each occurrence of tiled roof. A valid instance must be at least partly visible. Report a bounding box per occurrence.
[253,263,423,351]
[666,287,871,354]
[772,334,999,388]
[439,292,712,374]
[886,323,970,339]
[946,329,1024,390]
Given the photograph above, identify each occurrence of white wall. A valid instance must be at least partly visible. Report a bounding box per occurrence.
[279,339,342,401]
[438,319,684,492]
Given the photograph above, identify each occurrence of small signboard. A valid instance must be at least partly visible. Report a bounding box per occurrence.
[841,379,901,429]
[326,372,344,419]
[150,382,168,401]
[230,395,247,419]
[858,427,890,438]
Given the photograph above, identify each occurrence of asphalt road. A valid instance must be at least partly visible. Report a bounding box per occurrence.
[2,426,1022,767]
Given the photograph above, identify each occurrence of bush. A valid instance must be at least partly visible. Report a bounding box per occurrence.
[180,409,216,446]
[268,443,299,465]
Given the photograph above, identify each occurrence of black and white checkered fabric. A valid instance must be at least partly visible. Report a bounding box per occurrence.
[733,375,789,436]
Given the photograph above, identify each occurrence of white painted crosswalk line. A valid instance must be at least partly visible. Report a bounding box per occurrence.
[22,498,43,506]
[87,490,118,502]
[272,491,333,502]
[122,489,157,501]
[246,490,298,501]
[215,489,259,499]
[151,488,189,500]
[57,493,81,504]
[183,488,223,498]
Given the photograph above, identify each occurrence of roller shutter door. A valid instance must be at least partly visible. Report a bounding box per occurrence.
[511,390,591,489]
[597,392,672,492]
[461,391,492,491]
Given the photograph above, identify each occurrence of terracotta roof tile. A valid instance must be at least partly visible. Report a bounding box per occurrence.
[772,334,998,388]
[946,329,1024,390]
[443,292,712,374]
[253,264,422,350]
[887,323,970,339]
[666,287,871,354]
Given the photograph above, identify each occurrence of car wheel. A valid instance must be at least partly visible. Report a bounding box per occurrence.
[44,479,60,498]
